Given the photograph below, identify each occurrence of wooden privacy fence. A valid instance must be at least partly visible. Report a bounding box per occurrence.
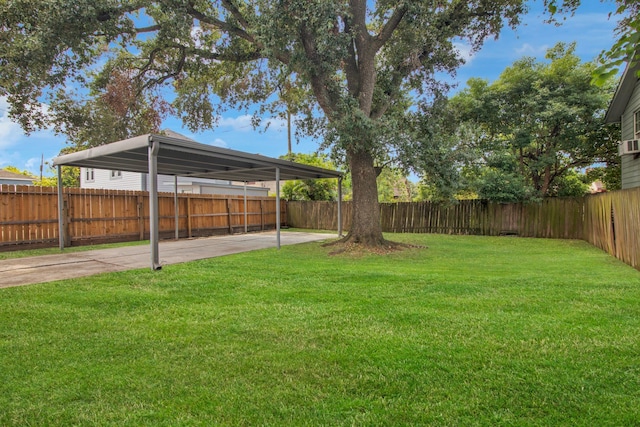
[288,194,639,270]
[3,184,639,270]
[288,198,584,239]
[583,188,640,269]
[0,185,285,249]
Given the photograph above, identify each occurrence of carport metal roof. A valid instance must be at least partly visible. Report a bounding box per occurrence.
[53,133,343,270]
[52,133,343,181]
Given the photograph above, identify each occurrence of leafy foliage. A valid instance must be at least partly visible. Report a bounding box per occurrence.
[33,165,80,187]
[281,153,341,201]
[447,43,617,201]
[0,0,528,244]
[544,0,640,84]
[2,166,34,177]
[376,167,415,203]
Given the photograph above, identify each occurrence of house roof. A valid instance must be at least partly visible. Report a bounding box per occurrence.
[52,133,343,182]
[605,60,640,124]
[0,170,35,182]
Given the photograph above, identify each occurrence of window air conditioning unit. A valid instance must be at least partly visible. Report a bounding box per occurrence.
[619,139,640,156]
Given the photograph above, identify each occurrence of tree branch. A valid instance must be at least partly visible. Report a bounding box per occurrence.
[300,24,337,115]
[186,1,255,45]
[135,25,161,34]
[221,0,251,30]
[343,16,360,96]
[372,6,407,52]
[186,1,290,65]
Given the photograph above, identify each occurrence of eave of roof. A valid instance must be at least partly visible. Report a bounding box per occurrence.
[605,61,640,124]
[0,170,35,181]
[52,134,343,182]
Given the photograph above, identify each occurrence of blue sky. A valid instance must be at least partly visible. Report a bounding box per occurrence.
[0,1,621,176]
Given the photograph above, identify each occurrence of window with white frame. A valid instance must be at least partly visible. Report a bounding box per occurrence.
[634,110,640,138]
[110,170,122,179]
[85,168,95,182]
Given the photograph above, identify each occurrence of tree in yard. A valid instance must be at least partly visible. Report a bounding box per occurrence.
[447,43,617,202]
[0,0,527,248]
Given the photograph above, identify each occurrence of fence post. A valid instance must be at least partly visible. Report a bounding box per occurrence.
[226,198,234,234]
[186,195,192,238]
[137,195,144,240]
[64,192,71,247]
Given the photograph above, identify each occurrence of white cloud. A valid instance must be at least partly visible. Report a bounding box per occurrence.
[211,138,228,148]
[218,115,254,131]
[515,43,550,56]
[25,156,43,171]
[454,42,475,65]
[218,114,288,133]
[0,97,24,149]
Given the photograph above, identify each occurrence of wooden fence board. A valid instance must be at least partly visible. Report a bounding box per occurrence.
[0,185,282,249]
[3,184,639,271]
[288,192,638,270]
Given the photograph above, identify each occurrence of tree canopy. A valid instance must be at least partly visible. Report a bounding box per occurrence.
[0,0,528,246]
[281,152,340,201]
[444,43,617,202]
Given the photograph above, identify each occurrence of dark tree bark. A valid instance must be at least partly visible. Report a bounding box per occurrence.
[345,149,385,245]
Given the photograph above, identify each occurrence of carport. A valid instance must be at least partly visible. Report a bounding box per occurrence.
[53,133,344,270]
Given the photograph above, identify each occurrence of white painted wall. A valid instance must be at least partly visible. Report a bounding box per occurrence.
[80,167,269,196]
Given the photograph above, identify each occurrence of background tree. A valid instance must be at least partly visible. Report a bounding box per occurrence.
[52,66,172,152]
[0,0,527,248]
[32,164,80,187]
[2,166,34,177]
[376,168,414,203]
[447,43,617,201]
[281,153,342,201]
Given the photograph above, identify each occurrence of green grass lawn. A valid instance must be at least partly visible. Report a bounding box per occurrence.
[1,234,639,426]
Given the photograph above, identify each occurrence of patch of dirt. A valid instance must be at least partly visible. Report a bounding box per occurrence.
[323,240,427,256]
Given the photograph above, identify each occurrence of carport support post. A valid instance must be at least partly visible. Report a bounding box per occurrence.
[338,176,343,237]
[57,165,64,250]
[149,140,161,270]
[244,182,248,234]
[174,175,179,240]
[276,167,280,249]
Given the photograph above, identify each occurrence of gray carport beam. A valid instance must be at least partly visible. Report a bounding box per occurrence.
[53,133,343,271]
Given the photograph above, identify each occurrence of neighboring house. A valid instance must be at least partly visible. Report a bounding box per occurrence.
[79,129,270,197]
[589,180,606,194]
[80,168,269,197]
[0,170,35,186]
[605,60,640,189]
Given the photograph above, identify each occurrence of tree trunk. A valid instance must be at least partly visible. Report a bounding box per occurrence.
[343,149,386,245]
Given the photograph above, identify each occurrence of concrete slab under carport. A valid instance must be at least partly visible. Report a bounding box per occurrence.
[0,231,335,289]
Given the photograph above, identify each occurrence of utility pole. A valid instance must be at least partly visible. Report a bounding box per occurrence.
[287,109,292,158]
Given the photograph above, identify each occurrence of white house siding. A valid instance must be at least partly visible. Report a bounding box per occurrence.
[619,79,640,189]
[80,167,269,196]
[200,184,269,197]
[80,168,144,191]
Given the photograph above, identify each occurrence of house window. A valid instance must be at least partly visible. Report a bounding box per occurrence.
[110,170,122,180]
[634,110,640,138]
[85,168,95,182]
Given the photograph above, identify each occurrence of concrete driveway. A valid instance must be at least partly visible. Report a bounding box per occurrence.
[0,231,336,288]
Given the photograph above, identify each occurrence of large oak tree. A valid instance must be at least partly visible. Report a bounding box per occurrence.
[1,0,526,246]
